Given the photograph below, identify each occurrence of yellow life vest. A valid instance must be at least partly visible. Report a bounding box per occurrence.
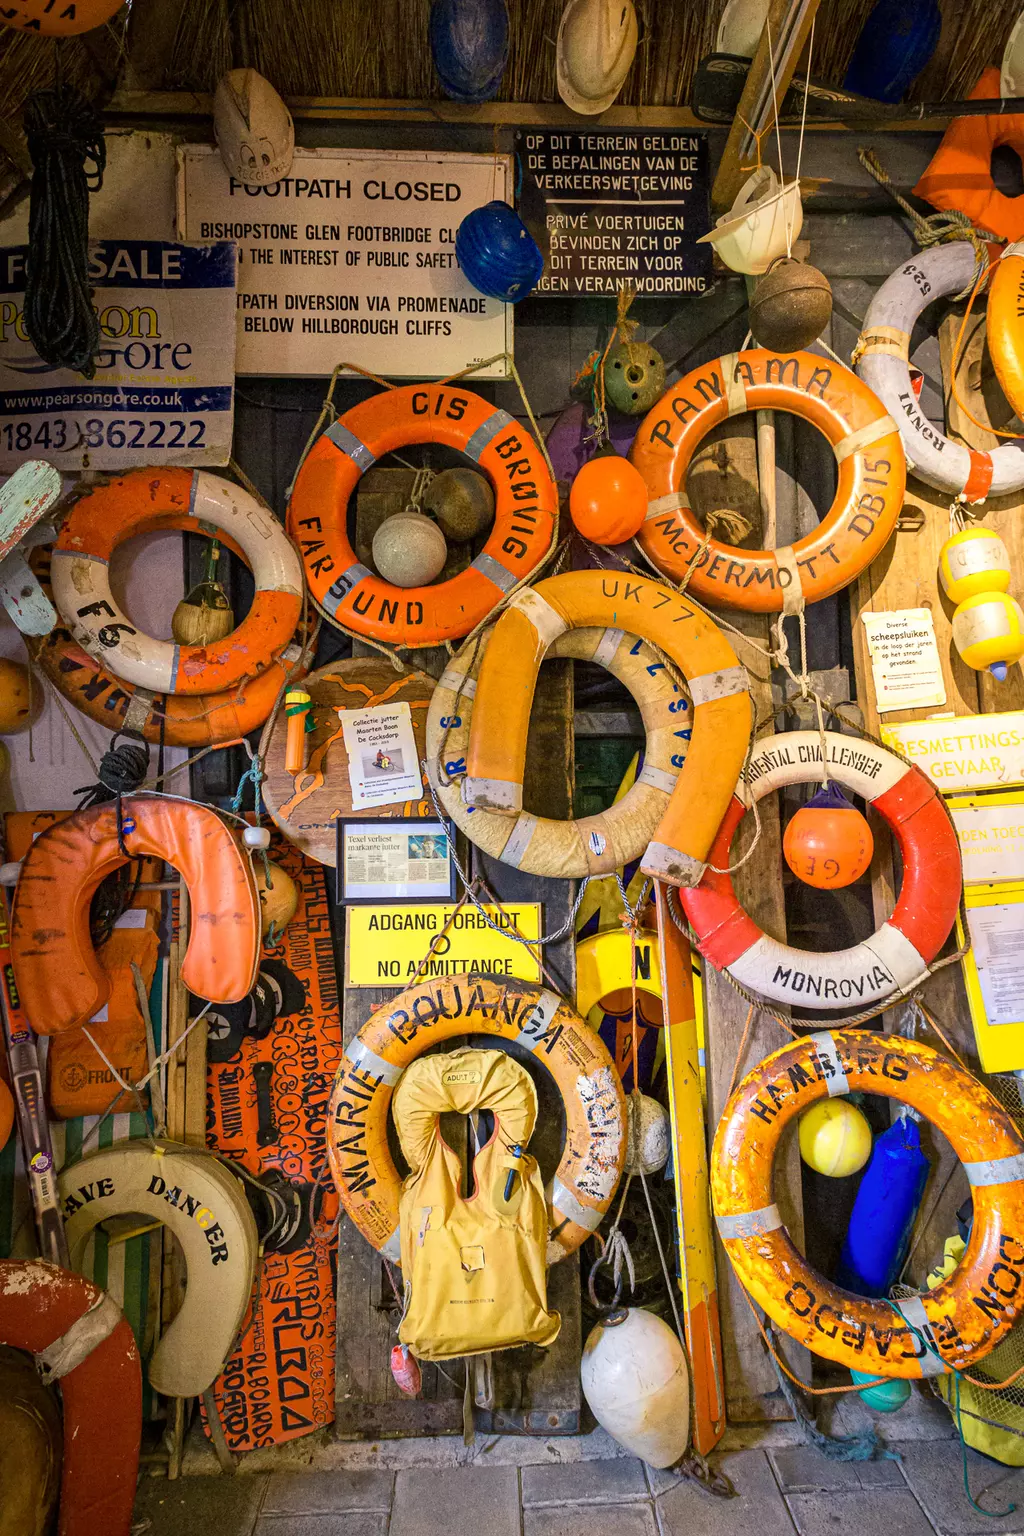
[394,1048,561,1361]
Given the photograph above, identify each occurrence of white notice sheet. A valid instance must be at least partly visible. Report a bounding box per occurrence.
[966,903,1024,1026]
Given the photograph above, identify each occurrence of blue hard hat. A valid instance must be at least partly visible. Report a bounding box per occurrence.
[455,200,544,303]
[430,0,509,105]
[843,0,941,104]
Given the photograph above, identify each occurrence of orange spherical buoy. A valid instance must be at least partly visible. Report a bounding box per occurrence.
[0,659,37,735]
[0,1079,13,1152]
[783,783,874,890]
[0,0,124,35]
[569,454,648,545]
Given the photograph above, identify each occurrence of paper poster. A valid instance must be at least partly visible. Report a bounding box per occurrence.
[339,702,422,809]
[340,822,452,902]
[0,240,237,472]
[861,609,946,713]
[965,903,1024,1026]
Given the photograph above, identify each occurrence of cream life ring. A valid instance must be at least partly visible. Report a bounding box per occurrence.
[856,242,1024,502]
[51,469,303,695]
[714,1030,1024,1377]
[681,731,962,1009]
[328,975,628,1265]
[59,1141,258,1399]
[461,571,751,888]
[427,627,691,878]
[288,383,557,646]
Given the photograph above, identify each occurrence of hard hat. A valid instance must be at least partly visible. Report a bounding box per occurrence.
[1003,9,1024,97]
[696,165,802,275]
[557,0,639,116]
[430,0,509,104]
[214,69,294,187]
[716,0,770,58]
[456,200,544,301]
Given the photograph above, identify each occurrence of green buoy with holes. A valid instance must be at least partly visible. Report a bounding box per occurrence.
[602,341,666,416]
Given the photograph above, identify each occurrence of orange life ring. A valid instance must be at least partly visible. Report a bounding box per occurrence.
[29,548,306,749]
[52,469,303,696]
[987,242,1024,424]
[288,383,557,645]
[328,975,627,1264]
[713,1030,1024,1378]
[630,350,905,612]
[0,1259,141,1536]
[11,797,261,1033]
[461,571,751,888]
[914,70,1024,252]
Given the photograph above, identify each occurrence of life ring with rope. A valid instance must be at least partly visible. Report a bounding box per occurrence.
[630,349,905,611]
[427,625,691,878]
[328,975,628,1264]
[856,241,1024,501]
[460,570,751,888]
[287,382,557,646]
[28,546,308,748]
[681,731,962,1011]
[51,469,303,695]
[714,1029,1024,1377]
[11,796,261,1033]
[0,1258,141,1536]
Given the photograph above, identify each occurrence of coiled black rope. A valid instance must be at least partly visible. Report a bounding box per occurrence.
[75,738,150,944]
[23,81,106,377]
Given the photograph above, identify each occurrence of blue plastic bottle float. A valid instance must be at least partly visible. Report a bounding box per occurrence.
[838,1115,931,1411]
[843,0,942,104]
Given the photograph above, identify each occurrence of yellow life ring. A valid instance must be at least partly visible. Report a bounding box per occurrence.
[328,975,627,1264]
[575,928,662,1021]
[461,571,751,888]
[714,1030,1024,1377]
[427,626,691,878]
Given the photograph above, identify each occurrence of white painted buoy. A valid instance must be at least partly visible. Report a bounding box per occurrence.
[581,1308,690,1467]
[372,513,448,588]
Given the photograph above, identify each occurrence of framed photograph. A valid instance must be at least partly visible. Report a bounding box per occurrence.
[336,817,457,905]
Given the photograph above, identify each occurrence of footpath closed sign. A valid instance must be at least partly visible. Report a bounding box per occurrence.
[516,129,712,296]
[0,240,236,472]
[345,903,541,987]
[177,147,512,378]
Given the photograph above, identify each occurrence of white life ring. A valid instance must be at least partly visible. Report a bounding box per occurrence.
[427,626,692,879]
[51,468,303,694]
[682,731,962,1009]
[59,1140,258,1398]
[855,242,1024,502]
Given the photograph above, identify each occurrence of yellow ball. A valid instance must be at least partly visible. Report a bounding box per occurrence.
[952,590,1024,678]
[798,1100,872,1178]
[254,860,299,938]
[938,528,1011,604]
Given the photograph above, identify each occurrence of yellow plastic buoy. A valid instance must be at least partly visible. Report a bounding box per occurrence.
[0,659,36,735]
[798,1099,872,1178]
[939,528,1011,604]
[952,590,1024,680]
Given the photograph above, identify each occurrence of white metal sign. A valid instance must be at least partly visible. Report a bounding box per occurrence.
[880,713,1024,792]
[950,798,1024,885]
[176,147,513,379]
[0,240,237,473]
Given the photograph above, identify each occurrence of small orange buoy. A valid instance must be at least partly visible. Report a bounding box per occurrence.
[783,783,874,890]
[0,0,125,34]
[0,1079,13,1151]
[569,454,648,545]
[0,659,37,735]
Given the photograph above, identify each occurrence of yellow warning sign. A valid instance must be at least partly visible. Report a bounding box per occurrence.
[345,903,542,988]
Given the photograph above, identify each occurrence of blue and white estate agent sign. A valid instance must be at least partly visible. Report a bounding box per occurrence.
[0,239,237,473]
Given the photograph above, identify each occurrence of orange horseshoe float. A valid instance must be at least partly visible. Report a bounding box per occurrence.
[988,241,1024,425]
[11,797,261,1033]
[288,383,557,645]
[630,350,905,612]
[714,1030,1024,1378]
[461,570,751,887]
[0,1259,141,1536]
[328,976,627,1263]
[29,547,306,749]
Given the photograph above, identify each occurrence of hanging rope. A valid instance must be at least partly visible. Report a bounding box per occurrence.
[856,148,994,271]
[23,79,106,377]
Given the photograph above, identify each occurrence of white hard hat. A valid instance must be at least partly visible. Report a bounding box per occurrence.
[1002,10,1024,97]
[214,68,294,186]
[696,165,803,275]
[717,0,770,58]
[557,0,639,116]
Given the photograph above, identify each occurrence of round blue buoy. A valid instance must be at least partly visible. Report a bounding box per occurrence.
[851,1370,912,1413]
[843,0,941,104]
[429,0,509,105]
[455,200,544,302]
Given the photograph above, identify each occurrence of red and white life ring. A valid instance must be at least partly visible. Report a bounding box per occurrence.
[51,469,303,695]
[682,731,962,1009]
[0,1259,141,1536]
